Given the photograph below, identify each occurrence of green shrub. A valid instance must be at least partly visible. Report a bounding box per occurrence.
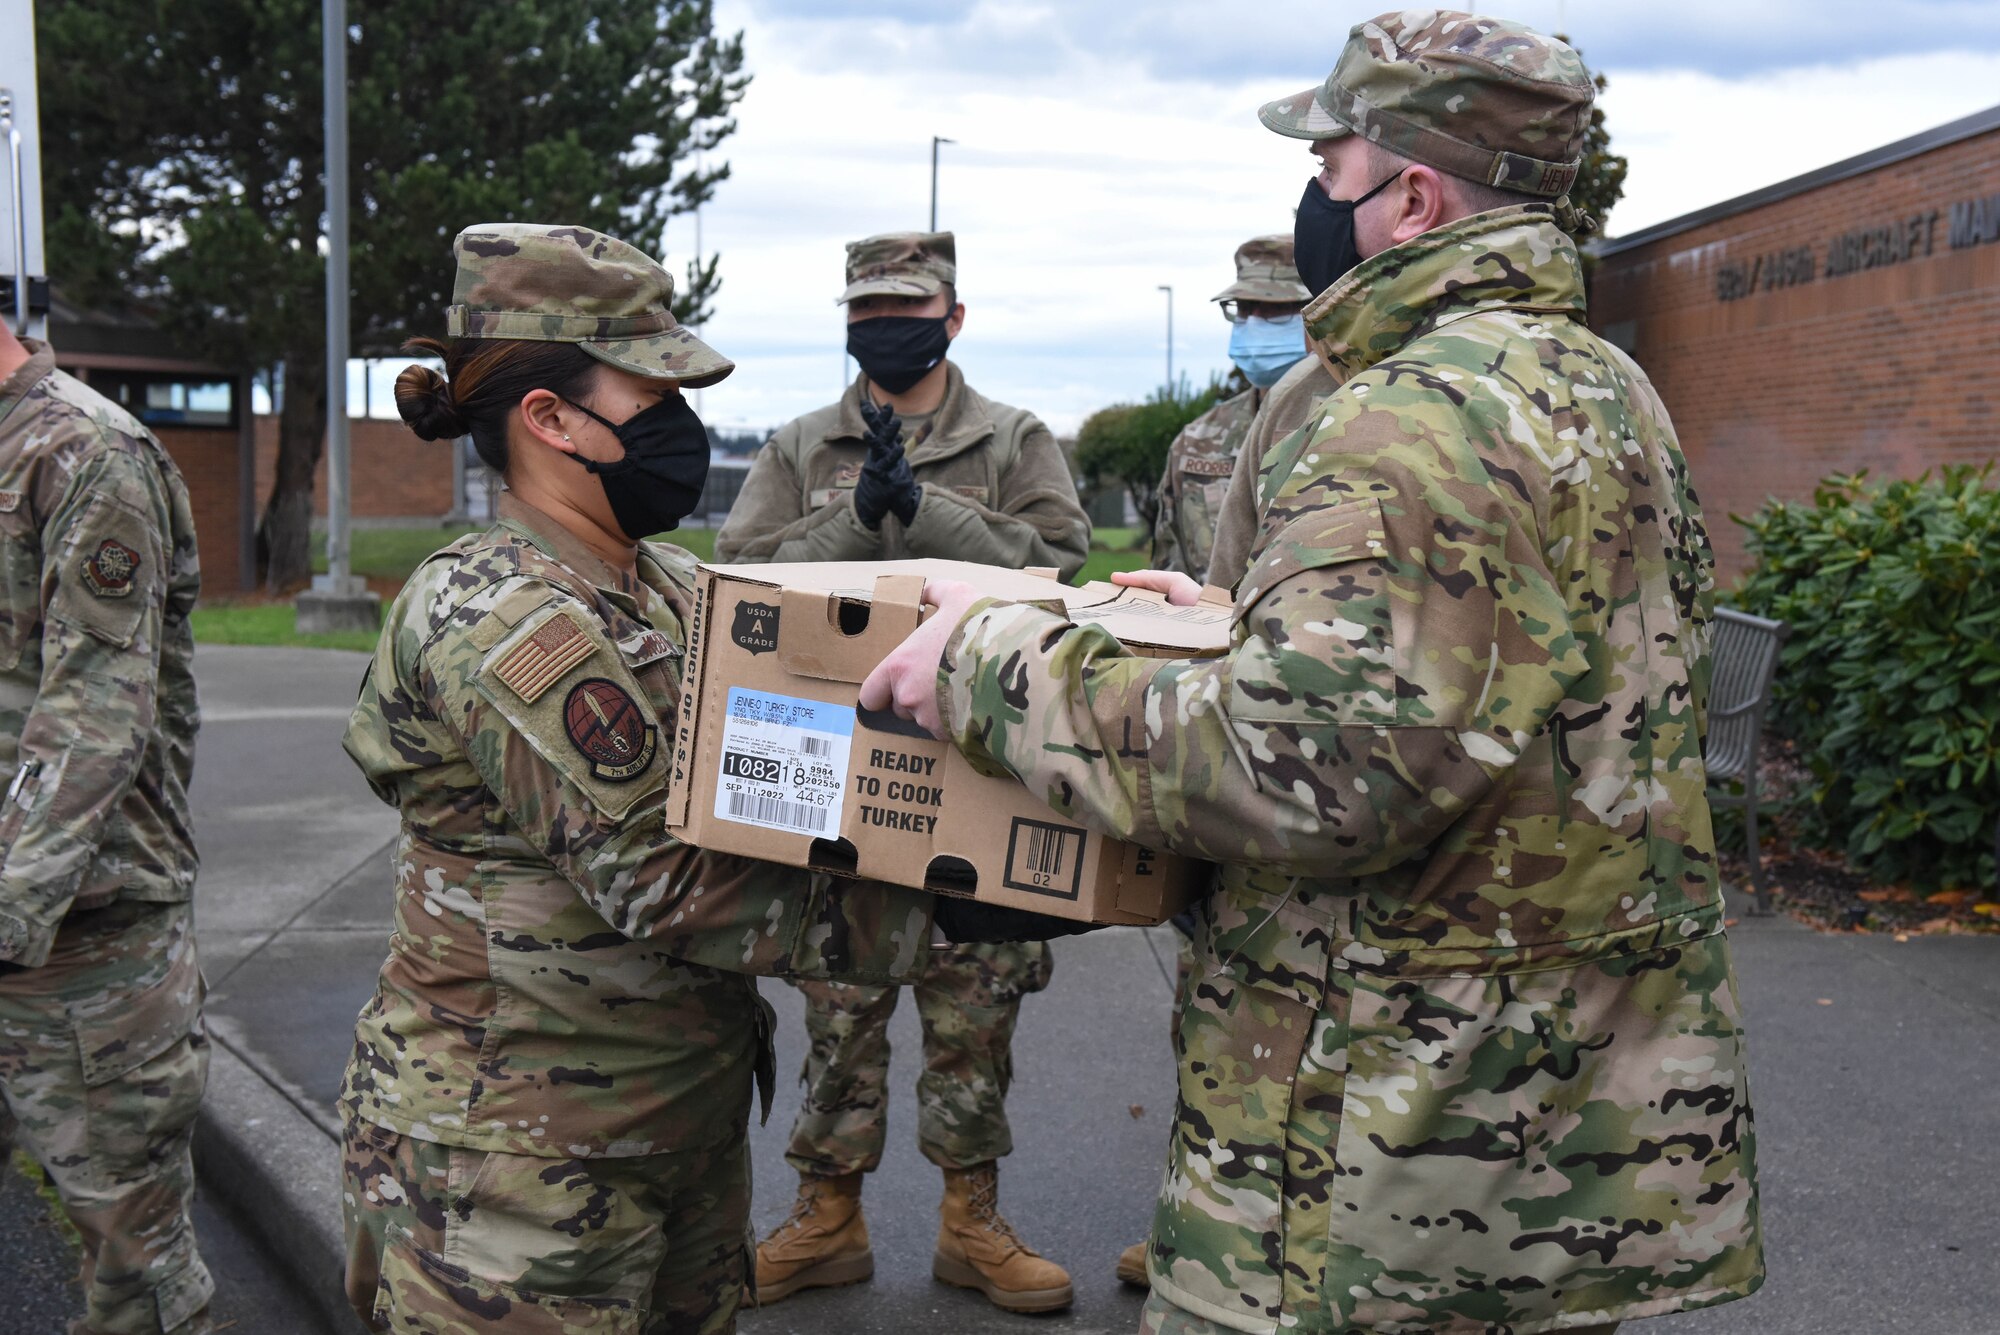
[1074,374,1234,531]
[1731,466,2000,892]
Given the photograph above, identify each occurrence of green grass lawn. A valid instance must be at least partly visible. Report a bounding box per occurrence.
[190,603,382,653]
[1079,547,1149,582]
[206,524,1150,650]
[310,524,719,575]
[311,525,481,580]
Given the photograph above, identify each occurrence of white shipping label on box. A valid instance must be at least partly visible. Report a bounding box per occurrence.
[713,687,854,836]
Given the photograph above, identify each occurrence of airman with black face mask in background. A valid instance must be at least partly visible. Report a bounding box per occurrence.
[720,230,1088,1316]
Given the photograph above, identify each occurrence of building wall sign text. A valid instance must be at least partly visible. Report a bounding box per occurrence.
[1714,190,2000,302]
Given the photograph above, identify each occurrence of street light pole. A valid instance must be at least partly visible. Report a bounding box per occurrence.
[930,136,955,231]
[323,0,351,593]
[1157,284,1173,392]
[297,0,378,630]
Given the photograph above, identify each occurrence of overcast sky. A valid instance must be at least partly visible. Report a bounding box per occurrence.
[352,1,2000,435]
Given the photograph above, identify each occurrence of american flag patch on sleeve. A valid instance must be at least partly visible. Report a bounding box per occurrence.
[492,611,598,702]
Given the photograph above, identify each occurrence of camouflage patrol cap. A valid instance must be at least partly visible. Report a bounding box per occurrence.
[1259,10,1594,200]
[444,223,733,389]
[838,231,957,304]
[1212,235,1310,304]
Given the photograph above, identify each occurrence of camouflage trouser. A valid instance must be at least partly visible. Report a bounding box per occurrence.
[0,900,213,1335]
[785,940,1051,1177]
[1138,1292,1622,1334]
[342,1117,752,1335]
[1170,928,1194,1045]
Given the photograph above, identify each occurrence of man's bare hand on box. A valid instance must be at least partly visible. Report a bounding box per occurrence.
[858,578,979,738]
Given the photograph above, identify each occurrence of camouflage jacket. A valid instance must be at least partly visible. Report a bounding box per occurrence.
[715,363,1090,578]
[1202,355,1340,592]
[933,211,1761,1332]
[0,342,201,968]
[1150,385,1260,583]
[341,494,933,1157]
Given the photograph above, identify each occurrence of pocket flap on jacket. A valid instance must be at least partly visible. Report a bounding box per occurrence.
[71,923,202,1086]
[1233,498,1388,620]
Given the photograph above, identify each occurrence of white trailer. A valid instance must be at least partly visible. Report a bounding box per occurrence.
[0,0,46,339]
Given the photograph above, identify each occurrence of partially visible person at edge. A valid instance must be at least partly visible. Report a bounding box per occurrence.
[714,230,1090,579]
[0,312,209,1335]
[1202,345,1343,596]
[859,12,1763,1335]
[721,231,1080,1316]
[1148,234,1312,586]
[1119,232,1318,1291]
[337,222,938,1335]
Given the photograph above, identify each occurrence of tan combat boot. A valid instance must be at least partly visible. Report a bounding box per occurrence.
[749,1172,874,1306]
[932,1162,1074,1313]
[1116,1239,1150,1287]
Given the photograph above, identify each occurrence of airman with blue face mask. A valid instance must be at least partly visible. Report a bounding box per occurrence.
[1149,236,1312,583]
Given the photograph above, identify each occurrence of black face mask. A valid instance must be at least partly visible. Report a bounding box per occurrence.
[1293,170,1403,299]
[846,315,952,395]
[567,392,710,540]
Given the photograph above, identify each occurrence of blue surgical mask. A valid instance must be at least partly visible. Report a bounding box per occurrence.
[1228,314,1308,389]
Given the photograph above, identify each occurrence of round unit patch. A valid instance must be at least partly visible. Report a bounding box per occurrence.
[82,539,142,597]
[562,678,657,782]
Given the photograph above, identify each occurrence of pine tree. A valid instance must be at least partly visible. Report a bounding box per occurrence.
[39,0,747,590]
[1563,39,1629,242]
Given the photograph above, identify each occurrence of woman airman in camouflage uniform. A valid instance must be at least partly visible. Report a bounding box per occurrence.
[338,223,934,1335]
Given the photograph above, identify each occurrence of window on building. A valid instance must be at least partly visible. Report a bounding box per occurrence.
[92,371,238,429]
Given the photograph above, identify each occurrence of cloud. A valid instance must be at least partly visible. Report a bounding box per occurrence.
[1605,51,2000,237]
[685,0,2000,436]
[737,0,2000,81]
[687,9,1319,433]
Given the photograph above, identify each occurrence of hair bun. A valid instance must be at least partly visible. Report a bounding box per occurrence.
[395,363,469,441]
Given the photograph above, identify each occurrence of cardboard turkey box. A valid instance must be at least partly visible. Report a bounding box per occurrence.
[666,559,1232,924]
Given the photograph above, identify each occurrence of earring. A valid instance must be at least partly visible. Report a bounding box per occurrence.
[563,435,571,442]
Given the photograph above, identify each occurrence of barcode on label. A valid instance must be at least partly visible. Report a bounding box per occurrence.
[1026,825,1069,875]
[1003,818,1087,900]
[725,790,830,832]
[799,735,832,757]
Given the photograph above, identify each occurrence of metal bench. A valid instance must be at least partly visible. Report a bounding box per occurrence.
[1705,607,1791,915]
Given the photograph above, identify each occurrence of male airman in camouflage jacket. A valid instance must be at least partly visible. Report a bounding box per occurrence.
[1200,354,1340,592]
[724,231,1076,1315]
[716,232,1090,578]
[1151,236,1312,584]
[873,12,1763,1333]
[0,325,211,1335]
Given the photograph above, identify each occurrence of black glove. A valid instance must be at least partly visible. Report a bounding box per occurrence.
[933,895,1104,944]
[852,400,921,529]
[858,395,901,450]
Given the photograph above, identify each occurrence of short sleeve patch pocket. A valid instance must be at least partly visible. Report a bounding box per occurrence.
[561,678,657,782]
[473,602,662,822]
[1228,498,1397,728]
[81,539,142,597]
[52,494,159,648]
[491,609,597,703]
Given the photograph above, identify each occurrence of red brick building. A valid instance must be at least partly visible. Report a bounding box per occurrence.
[48,297,462,594]
[251,416,460,530]
[1590,103,2000,579]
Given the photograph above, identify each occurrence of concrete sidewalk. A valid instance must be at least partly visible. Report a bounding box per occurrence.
[184,646,393,1334]
[171,646,2000,1335]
